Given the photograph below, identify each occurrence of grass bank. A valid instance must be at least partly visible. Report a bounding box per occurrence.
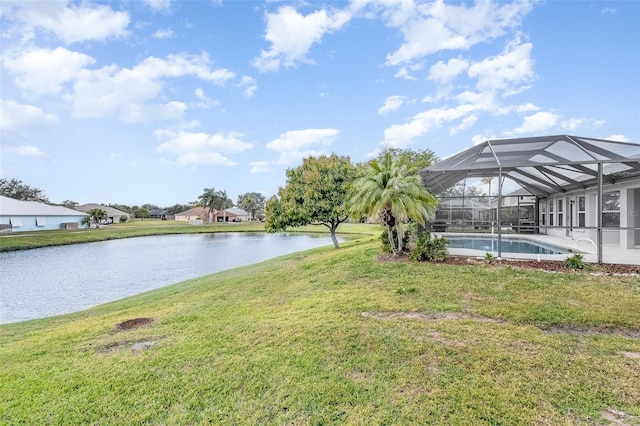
[1,239,639,424]
[0,220,378,251]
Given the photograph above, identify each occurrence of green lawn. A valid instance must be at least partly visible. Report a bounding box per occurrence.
[1,237,639,424]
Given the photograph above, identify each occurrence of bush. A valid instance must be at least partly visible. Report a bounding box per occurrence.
[410,231,449,262]
[380,227,411,254]
[119,216,129,223]
[564,253,591,270]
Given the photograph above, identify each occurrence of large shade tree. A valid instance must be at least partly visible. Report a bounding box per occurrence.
[349,152,437,255]
[265,154,356,249]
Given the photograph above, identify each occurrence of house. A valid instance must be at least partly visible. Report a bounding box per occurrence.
[420,135,640,262]
[175,207,209,222]
[75,203,131,224]
[149,208,171,220]
[224,207,250,222]
[0,195,87,232]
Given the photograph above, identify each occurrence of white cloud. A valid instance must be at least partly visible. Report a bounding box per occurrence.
[467,40,535,95]
[601,7,616,15]
[238,76,258,98]
[561,118,584,131]
[194,88,220,109]
[153,28,175,39]
[384,0,533,65]
[394,67,416,80]
[267,128,339,164]
[6,1,130,43]
[0,99,57,142]
[72,53,234,121]
[428,57,469,84]
[516,103,539,113]
[512,111,559,135]
[253,6,351,72]
[472,131,499,145]
[3,47,95,96]
[605,134,629,142]
[250,161,270,173]
[6,145,48,158]
[378,95,405,115]
[156,129,253,166]
[144,0,172,13]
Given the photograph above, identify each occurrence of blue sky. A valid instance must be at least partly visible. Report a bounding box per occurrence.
[1,0,638,207]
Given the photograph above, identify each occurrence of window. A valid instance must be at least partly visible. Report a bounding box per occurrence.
[578,196,585,227]
[10,217,22,227]
[540,199,546,225]
[557,199,564,227]
[36,217,46,226]
[549,200,554,226]
[603,191,620,227]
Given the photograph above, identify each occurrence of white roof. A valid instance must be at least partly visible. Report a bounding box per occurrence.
[225,207,249,216]
[0,195,87,216]
[76,203,130,217]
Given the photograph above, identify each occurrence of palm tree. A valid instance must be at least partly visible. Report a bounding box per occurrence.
[199,188,232,222]
[87,208,107,227]
[348,152,437,255]
[481,176,493,197]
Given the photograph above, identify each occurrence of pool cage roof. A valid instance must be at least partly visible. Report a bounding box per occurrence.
[420,135,640,197]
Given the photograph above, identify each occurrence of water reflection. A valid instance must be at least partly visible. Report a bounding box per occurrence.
[0,232,337,324]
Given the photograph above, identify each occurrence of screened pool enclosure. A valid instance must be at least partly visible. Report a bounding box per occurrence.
[420,135,640,264]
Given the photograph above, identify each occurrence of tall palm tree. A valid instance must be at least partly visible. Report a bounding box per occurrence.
[481,176,493,196]
[348,153,437,255]
[199,188,218,222]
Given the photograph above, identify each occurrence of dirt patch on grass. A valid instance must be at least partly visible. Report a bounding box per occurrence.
[117,317,154,330]
[543,325,640,339]
[361,311,504,323]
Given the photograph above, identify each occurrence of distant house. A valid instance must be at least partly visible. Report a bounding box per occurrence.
[149,208,171,220]
[175,207,209,222]
[75,203,130,224]
[0,195,87,232]
[224,207,250,222]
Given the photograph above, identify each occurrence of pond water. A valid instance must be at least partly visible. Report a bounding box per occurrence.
[0,232,339,324]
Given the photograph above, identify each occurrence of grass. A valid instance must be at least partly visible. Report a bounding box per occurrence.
[0,220,378,251]
[1,236,639,424]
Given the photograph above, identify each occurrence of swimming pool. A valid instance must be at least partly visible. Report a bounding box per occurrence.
[445,236,569,255]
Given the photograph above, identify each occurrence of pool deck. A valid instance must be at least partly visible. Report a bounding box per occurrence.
[437,232,640,265]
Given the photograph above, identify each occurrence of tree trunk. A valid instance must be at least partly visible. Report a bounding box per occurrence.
[387,226,398,255]
[330,223,340,249]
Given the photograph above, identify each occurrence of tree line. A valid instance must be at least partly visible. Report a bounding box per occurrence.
[0,178,267,221]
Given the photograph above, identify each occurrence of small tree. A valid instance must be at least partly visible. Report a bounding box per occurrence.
[87,208,107,227]
[134,207,150,220]
[265,154,356,248]
[237,192,266,220]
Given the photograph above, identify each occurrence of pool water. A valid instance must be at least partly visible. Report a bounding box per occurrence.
[445,236,568,255]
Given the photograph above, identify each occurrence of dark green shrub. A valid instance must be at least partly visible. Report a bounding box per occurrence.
[564,253,591,270]
[410,231,449,262]
[380,227,411,254]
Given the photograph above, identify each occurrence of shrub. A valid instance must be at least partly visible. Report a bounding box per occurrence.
[410,231,449,262]
[564,253,591,270]
[119,216,129,223]
[484,252,496,264]
[380,227,411,254]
